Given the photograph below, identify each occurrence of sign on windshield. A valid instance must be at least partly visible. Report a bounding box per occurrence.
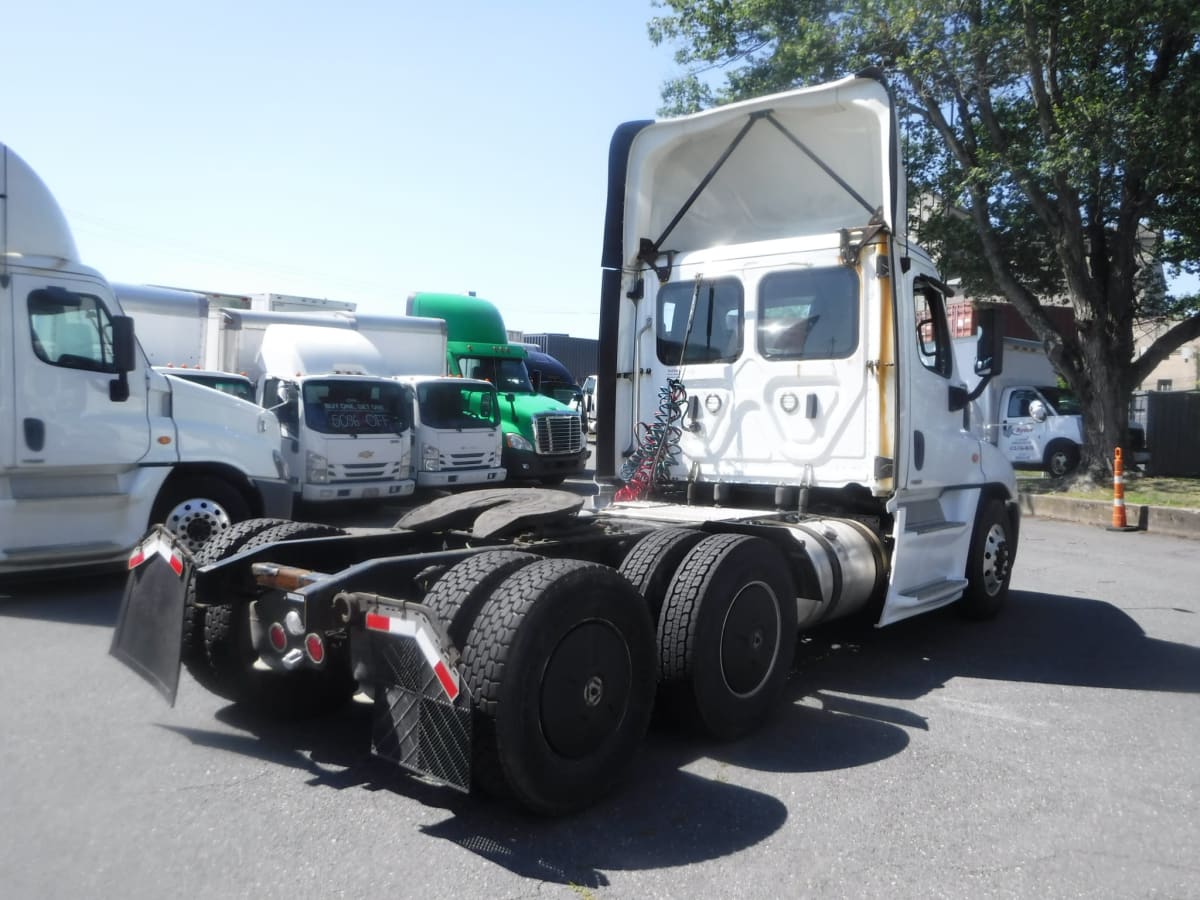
[302,380,409,435]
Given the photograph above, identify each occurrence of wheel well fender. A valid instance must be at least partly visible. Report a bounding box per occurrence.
[154,463,261,515]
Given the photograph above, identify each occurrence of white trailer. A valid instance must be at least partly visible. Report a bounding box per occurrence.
[0,143,292,575]
[249,292,356,313]
[116,73,1022,817]
[111,283,211,367]
[354,313,448,376]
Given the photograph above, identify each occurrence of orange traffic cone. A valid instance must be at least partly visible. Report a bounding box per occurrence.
[1107,447,1139,532]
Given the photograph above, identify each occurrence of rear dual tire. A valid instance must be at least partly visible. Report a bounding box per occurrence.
[656,534,798,741]
[456,558,656,815]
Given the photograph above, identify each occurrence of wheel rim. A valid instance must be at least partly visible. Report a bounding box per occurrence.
[539,620,632,759]
[719,581,782,697]
[1049,450,1069,476]
[162,497,233,553]
[980,523,1011,597]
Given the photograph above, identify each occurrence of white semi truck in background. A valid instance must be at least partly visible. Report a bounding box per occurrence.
[115,72,1021,817]
[0,143,292,574]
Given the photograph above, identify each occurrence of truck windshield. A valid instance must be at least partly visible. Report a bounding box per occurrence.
[301,379,410,435]
[457,357,534,393]
[418,382,501,429]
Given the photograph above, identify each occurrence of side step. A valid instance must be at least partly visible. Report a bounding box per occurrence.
[879,497,976,626]
[879,578,969,626]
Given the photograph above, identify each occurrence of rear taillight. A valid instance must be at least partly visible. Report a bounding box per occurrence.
[304,633,325,664]
[268,622,287,653]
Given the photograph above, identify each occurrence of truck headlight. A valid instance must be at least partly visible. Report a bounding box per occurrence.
[422,444,440,472]
[505,432,533,452]
[306,451,330,483]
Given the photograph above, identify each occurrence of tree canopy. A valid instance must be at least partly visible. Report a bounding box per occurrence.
[649,0,1200,474]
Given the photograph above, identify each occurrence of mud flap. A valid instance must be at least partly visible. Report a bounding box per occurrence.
[362,613,473,792]
[109,528,191,706]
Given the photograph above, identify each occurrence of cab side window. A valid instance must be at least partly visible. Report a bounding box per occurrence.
[1007,389,1038,418]
[912,280,953,378]
[28,289,119,373]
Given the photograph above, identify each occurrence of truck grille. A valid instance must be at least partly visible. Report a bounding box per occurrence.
[532,413,583,455]
[330,460,406,482]
[438,449,500,469]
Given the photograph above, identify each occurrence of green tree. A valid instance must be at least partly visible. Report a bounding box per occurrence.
[649,0,1200,476]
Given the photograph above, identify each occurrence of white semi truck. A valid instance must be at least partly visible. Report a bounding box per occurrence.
[114,72,1020,816]
[0,143,293,575]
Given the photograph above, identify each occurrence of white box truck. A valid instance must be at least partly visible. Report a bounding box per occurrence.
[952,336,1086,476]
[952,335,1147,476]
[116,72,1021,816]
[0,143,292,575]
[117,291,504,496]
[218,313,417,503]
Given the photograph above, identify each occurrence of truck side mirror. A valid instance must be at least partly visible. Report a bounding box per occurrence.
[109,315,136,402]
[962,307,1004,407]
[973,308,1004,379]
[277,381,299,405]
[1028,399,1048,422]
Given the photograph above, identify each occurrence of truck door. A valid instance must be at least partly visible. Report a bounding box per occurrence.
[997,387,1044,466]
[897,272,974,490]
[12,276,150,469]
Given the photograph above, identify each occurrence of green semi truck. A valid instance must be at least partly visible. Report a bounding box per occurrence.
[406,292,587,484]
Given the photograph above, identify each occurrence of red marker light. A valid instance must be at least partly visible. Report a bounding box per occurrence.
[304,634,325,664]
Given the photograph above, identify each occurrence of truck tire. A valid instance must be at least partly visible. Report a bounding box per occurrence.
[657,533,798,741]
[1044,441,1080,478]
[423,550,540,648]
[461,558,656,815]
[617,527,707,623]
[182,517,289,667]
[202,521,353,716]
[958,498,1015,620]
[150,475,251,555]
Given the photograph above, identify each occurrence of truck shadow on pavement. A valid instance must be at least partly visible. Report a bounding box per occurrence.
[0,572,125,626]
[153,586,1200,887]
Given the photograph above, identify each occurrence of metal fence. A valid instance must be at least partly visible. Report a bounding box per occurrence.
[1140,390,1200,477]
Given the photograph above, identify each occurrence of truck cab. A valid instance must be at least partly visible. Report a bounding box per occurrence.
[596,70,1019,626]
[255,324,416,502]
[395,375,505,488]
[1,143,291,574]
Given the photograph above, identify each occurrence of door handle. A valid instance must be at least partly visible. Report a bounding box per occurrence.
[23,418,46,452]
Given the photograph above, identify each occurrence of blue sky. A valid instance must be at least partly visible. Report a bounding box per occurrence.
[5,1,680,338]
[8,3,1195,341]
